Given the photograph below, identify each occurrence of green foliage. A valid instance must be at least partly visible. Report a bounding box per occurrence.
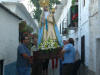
[19,21,33,33]
[72,0,76,4]
[71,6,75,14]
[31,0,41,21]
[33,33,38,38]
[31,0,61,21]
[50,0,60,4]
[71,5,78,23]
[19,21,27,33]
[26,25,33,33]
[49,0,60,9]
[34,8,42,22]
[39,39,60,50]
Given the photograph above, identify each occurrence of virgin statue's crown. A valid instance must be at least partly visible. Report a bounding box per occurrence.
[39,0,49,7]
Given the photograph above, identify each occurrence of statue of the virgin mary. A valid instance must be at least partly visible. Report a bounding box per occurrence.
[37,1,64,75]
[38,6,63,48]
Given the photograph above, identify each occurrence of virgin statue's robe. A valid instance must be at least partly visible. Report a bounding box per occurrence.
[38,12,63,47]
[37,11,64,75]
[38,11,49,46]
[47,14,56,40]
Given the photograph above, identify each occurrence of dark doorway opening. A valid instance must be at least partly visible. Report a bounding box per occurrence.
[0,60,3,75]
[96,39,100,75]
[81,36,85,65]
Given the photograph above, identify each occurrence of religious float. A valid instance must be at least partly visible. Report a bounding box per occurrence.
[32,0,64,75]
[32,0,63,60]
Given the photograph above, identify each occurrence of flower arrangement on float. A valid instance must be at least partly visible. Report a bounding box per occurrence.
[39,39,60,50]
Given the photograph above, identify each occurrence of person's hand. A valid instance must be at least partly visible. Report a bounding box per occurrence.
[58,51,64,61]
[59,54,64,61]
[29,56,33,64]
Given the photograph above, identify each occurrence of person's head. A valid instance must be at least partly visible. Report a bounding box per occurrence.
[44,6,49,11]
[68,38,74,46]
[21,36,30,46]
[63,40,66,45]
[65,40,69,44]
[63,40,69,45]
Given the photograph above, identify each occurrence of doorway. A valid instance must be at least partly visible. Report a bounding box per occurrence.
[81,36,85,65]
[0,60,3,75]
[96,38,100,75]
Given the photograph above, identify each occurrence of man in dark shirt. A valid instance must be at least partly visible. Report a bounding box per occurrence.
[17,36,32,75]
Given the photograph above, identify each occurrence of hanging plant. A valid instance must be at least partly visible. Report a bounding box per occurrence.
[72,0,76,5]
[71,5,78,24]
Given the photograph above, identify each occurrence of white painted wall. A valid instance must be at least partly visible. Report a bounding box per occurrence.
[79,0,100,74]
[89,0,100,73]
[57,0,90,68]
[16,5,31,24]
[57,0,100,74]
[1,3,16,12]
[97,0,100,75]
[78,0,90,67]
[16,3,38,33]
[0,0,19,2]
[2,2,38,33]
[89,13,100,74]
[78,21,90,66]
[57,0,72,30]
[0,6,20,65]
[56,0,72,40]
[15,4,38,33]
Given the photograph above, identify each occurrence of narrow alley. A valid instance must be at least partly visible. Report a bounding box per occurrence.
[0,0,100,75]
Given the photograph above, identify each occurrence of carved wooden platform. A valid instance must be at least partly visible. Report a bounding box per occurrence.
[33,47,62,60]
[32,47,62,75]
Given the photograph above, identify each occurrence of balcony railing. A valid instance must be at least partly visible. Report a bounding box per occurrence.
[67,5,78,30]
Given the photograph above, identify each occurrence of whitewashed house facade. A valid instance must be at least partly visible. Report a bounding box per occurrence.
[55,0,70,40]
[0,1,38,75]
[57,0,100,75]
[88,0,100,75]
[0,3,22,75]
[2,2,38,33]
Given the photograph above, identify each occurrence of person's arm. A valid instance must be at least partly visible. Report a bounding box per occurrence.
[59,49,65,60]
[60,44,70,59]
[21,53,30,60]
[61,49,66,54]
[22,53,32,64]
[18,45,32,64]
[61,45,70,54]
